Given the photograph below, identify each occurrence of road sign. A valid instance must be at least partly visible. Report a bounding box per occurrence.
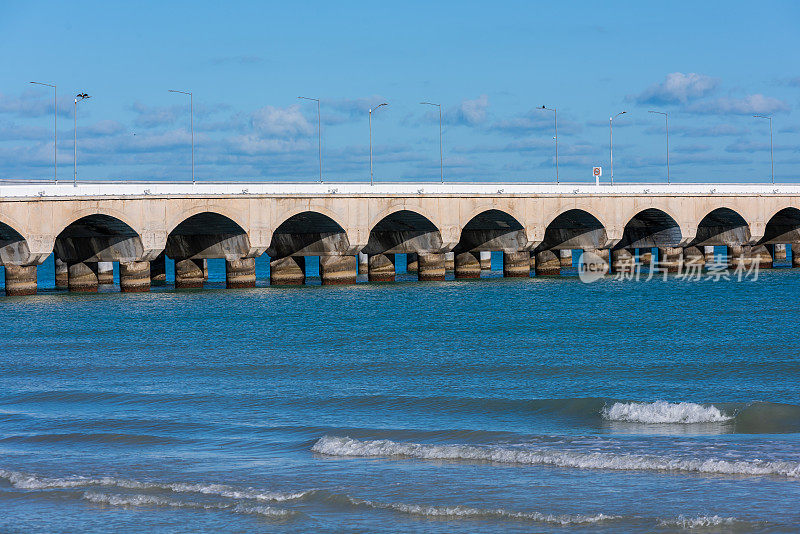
[593,166,602,185]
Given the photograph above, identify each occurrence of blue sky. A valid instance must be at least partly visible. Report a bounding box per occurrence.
[1,1,799,183]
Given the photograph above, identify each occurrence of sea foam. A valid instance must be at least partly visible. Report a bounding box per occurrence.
[601,401,733,424]
[311,436,800,478]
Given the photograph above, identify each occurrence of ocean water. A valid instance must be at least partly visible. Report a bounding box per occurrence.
[1,255,799,533]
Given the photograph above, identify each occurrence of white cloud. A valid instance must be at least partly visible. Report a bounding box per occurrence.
[444,95,489,126]
[250,105,312,138]
[634,72,719,105]
[689,94,790,115]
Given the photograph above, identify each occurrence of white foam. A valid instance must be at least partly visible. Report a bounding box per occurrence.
[659,515,743,529]
[312,436,800,478]
[602,401,734,424]
[82,491,294,518]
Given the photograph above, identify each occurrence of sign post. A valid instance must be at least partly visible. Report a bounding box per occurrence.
[593,166,602,186]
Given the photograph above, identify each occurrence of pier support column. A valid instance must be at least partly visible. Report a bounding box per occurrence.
[559,249,572,269]
[357,252,369,275]
[368,253,395,282]
[793,244,800,268]
[534,250,560,276]
[55,258,68,289]
[503,251,530,278]
[120,261,150,293]
[320,255,357,285]
[638,248,653,267]
[97,262,114,285]
[406,253,418,274]
[772,244,787,264]
[4,264,37,296]
[479,251,492,271]
[270,256,305,285]
[202,259,209,281]
[225,257,256,288]
[682,246,706,269]
[727,245,744,269]
[582,249,610,275]
[445,252,455,272]
[704,246,716,264]
[174,258,204,289]
[611,248,635,273]
[418,253,445,281]
[454,251,481,279]
[68,262,99,292]
[746,245,773,269]
[658,247,683,273]
[150,252,167,285]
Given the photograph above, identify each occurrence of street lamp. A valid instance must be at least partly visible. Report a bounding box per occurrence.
[73,93,91,186]
[169,89,194,184]
[539,105,559,183]
[420,102,444,183]
[753,114,774,184]
[298,96,323,183]
[609,111,626,185]
[30,81,57,183]
[649,110,670,184]
[369,102,388,186]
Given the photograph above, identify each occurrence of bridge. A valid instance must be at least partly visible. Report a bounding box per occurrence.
[1,180,799,295]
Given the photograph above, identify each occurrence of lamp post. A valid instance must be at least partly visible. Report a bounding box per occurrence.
[298,96,323,183]
[649,110,669,184]
[609,111,626,185]
[169,89,194,184]
[369,102,388,186]
[753,114,774,184]
[73,93,90,186]
[30,81,57,183]
[420,101,444,183]
[539,105,559,183]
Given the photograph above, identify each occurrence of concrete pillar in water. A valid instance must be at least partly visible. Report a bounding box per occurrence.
[418,253,445,281]
[4,264,37,296]
[611,248,635,273]
[150,252,167,285]
[503,251,530,278]
[658,247,683,273]
[368,253,396,282]
[535,250,560,276]
[793,244,800,268]
[682,246,706,269]
[225,257,256,288]
[202,259,209,281]
[270,256,306,285]
[97,262,114,285]
[406,253,419,274]
[638,248,653,266]
[559,249,572,269]
[479,251,491,271]
[445,252,455,272]
[120,261,150,293]
[320,255,357,285]
[357,252,369,275]
[727,245,744,269]
[174,258,205,289]
[454,251,481,279]
[582,249,610,275]
[68,262,99,292]
[773,244,787,263]
[704,246,716,265]
[747,245,774,269]
[55,258,68,289]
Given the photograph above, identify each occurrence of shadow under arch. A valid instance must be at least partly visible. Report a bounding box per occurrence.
[54,213,144,263]
[268,211,351,259]
[455,209,526,253]
[363,209,443,255]
[615,208,682,250]
[761,207,800,244]
[691,207,750,246]
[0,220,31,265]
[166,211,251,260]
[536,209,608,251]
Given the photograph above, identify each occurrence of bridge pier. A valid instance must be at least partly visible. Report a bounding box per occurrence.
[773,244,787,264]
[150,252,167,285]
[658,247,683,273]
[320,255,357,285]
[582,249,610,275]
[445,252,455,272]
[225,258,256,288]
[535,250,560,276]
[611,248,635,273]
[503,251,530,277]
[560,249,572,269]
[174,259,205,289]
[480,251,491,271]
[368,253,395,282]
[68,262,99,292]
[683,246,705,269]
[270,256,305,285]
[357,252,368,275]
[793,244,800,268]
[704,246,716,264]
[454,251,481,279]
[406,253,418,274]
[638,248,653,267]
[55,258,68,289]
[120,261,150,292]
[748,245,774,269]
[418,253,445,281]
[97,262,114,285]
[4,264,37,296]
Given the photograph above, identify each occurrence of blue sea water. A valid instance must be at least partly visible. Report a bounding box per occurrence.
[1,255,799,533]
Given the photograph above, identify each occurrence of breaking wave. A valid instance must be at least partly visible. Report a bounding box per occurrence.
[82,491,295,518]
[311,436,800,478]
[601,401,734,424]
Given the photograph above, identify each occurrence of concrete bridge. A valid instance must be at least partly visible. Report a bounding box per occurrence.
[1,180,800,295]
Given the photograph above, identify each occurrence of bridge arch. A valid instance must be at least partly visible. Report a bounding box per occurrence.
[0,219,31,266]
[166,204,250,236]
[538,208,608,251]
[166,211,251,260]
[762,207,800,244]
[616,208,682,249]
[54,213,144,263]
[691,207,751,246]
[363,209,443,255]
[455,208,527,253]
[268,210,352,259]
